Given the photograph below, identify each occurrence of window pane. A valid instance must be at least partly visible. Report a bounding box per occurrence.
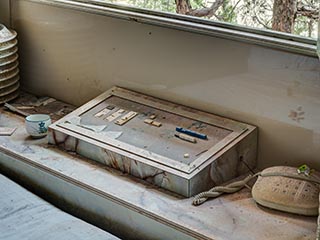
[104,0,318,39]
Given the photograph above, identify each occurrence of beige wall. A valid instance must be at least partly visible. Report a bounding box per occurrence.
[10,0,320,169]
[0,0,10,27]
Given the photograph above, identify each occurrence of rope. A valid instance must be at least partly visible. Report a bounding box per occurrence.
[192,173,260,206]
[192,171,320,206]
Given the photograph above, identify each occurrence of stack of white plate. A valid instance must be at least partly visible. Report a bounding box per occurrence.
[0,24,19,104]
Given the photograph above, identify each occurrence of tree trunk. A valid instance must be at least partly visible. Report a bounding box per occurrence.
[189,0,224,18]
[272,0,297,33]
[175,0,192,14]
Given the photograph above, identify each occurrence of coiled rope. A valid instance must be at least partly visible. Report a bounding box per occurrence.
[192,168,320,240]
[192,173,260,206]
[192,171,320,206]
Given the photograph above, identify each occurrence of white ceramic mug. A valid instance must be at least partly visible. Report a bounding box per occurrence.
[25,114,51,138]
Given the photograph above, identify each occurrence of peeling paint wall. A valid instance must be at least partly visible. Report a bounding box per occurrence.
[9,1,320,169]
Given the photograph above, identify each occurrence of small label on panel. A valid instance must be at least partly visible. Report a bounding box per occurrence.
[115,111,138,125]
[105,109,125,122]
[151,121,162,127]
[95,108,111,118]
[144,119,153,124]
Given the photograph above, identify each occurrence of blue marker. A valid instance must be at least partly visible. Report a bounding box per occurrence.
[176,127,207,140]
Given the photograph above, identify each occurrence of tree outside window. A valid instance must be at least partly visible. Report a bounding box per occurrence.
[107,0,319,39]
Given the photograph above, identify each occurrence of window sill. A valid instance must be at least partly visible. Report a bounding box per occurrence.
[25,0,318,57]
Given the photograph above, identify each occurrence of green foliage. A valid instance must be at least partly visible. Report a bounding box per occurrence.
[294,16,316,37]
[190,0,205,9]
[217,0,237,23]
[126,0,176,12]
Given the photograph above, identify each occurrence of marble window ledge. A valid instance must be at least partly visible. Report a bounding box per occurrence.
[0,107,317,240]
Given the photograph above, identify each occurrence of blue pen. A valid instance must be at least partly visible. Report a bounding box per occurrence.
[176,127,207,140]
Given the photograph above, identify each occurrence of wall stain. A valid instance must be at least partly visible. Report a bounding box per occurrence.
[288,106,305,123]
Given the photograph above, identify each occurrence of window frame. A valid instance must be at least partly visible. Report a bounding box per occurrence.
[318,17,320,58]
[28,0,318,57]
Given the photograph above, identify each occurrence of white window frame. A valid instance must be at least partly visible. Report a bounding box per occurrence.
[318,17,320,58]
[27,0,318,57]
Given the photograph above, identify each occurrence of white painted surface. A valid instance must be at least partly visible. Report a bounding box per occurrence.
[10,0,320,169]
[0,174,120,240]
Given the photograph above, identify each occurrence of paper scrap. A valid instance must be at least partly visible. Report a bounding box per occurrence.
[80,124,106,133]
[65,116,81,125]
[100,131,123,139]
[0,127,17,136]
[64,116,107,133]
[40,97,56,106]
